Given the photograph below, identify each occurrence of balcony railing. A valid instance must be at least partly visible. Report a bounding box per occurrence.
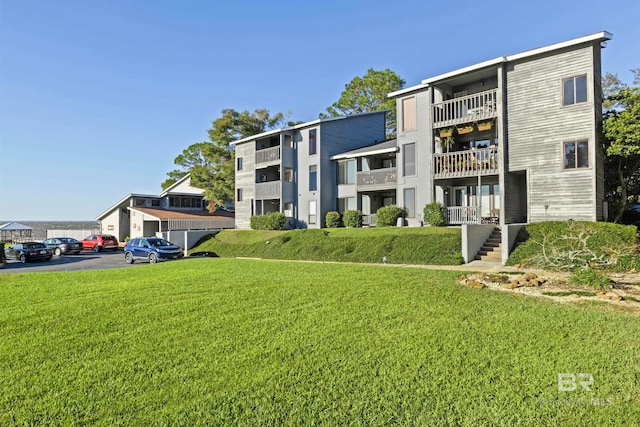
[256,146,281,165]
[255,180,281,199]
[433,89,497,127]
[166,218,235,231]
[446,206,479,225]
[434,148,498,178]
[356,167,397,188]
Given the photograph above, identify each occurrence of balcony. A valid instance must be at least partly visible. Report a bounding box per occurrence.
[356,167,397,189]
[433,89,497,128]
[255,180,281,199]
[434,148,498,179]
[255,146,281,166]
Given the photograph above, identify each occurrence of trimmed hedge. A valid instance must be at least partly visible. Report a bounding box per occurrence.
[423,202,445,226]
[325,211,342,228]
[343,210,363,228]
[376,205,403,227]
[250,212,287,230]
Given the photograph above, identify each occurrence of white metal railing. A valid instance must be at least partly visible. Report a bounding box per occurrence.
[255,181,281,199]
[356,168,397,187]
[434,148,498,178]
[255,146,281,165]
[446,206,479,225]
[362,214,377,227]
[433,89,497,127]
[167,218,235,230]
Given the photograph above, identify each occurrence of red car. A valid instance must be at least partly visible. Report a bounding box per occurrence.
[82,234,119,252]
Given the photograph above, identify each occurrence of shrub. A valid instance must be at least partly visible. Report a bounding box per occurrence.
[423,202,445,226]
[376,205,403,227]
[250,212,287,230]
[569,267,612,291]
[343,210,363,228]
[325,211,342,228]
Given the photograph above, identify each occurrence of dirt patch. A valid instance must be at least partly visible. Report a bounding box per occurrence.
[458,270,640,312]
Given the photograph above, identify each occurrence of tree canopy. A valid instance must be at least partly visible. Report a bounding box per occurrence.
[602,69,640,222]
[162,108,285,210]
[322,68,405,137]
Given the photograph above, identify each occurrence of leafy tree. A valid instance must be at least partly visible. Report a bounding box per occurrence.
[163,109,286,210]
[322,68,405,137]
[602,69,640,222]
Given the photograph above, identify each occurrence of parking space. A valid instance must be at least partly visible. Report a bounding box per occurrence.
[0,249,140,273]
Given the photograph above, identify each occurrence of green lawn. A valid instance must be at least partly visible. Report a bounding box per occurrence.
[1,259,639,425]
[192,227,464,265]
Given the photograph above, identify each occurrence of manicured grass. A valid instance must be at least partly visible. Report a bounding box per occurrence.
[1,259,639,425]
[192,227,464,265]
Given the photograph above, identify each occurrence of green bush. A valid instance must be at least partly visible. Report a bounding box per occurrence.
[507,221,639,271]
[423,202,445,226]
[325,211,342,228]
[250,212,287,230]
[569,267,613,291]
[376,205,403,227]
[343,210,363,228]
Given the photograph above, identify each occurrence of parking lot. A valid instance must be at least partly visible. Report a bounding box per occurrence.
[1,249,144,274]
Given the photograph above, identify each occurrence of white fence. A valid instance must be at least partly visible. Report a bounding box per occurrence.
[46,229,100,240]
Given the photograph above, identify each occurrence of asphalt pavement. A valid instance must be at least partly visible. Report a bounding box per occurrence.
[0,249,140,274]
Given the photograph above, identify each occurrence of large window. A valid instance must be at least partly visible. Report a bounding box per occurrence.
[169,196,202,209]
[403,188,415,218]
[338,160,356,185]
[309,129,317,155]
[309,200,317,224]
[403,143,416,176]
[337,197,356,213]
[563,75,587,106]
[402,97,416,131]
[309,165,318,191]
[564,140,589,169]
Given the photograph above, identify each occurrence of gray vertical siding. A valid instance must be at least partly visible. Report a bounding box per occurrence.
[505,44,599,222]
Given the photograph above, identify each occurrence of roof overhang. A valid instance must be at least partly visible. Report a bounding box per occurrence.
[331,146,398,160]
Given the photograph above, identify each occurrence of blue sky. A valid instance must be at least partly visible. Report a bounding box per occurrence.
[1,0,638,220]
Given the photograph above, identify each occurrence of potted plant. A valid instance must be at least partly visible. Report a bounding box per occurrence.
[439,127,453,138]
[439,136,454,153]
[477,120,493,131]
[456,124,474,135]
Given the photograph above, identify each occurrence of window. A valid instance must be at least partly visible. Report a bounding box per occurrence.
[237,157,243,171]
[563,75,587,105]
[338,197,356,213]
[403,143,416,176]
[564,140,589,169]
[337,160,356,185]
[284,168,294,182]
[169,196,202,208]
[236,188,243,202]
[402,97,417,131]
[309,165,317,191]
[403,188,415,218]
[309,129,317,155]
[309,200,317,224]
[284,202,294,217]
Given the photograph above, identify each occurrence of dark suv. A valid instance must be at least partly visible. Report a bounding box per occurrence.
[124,237,184,264]
[82,234,119,252]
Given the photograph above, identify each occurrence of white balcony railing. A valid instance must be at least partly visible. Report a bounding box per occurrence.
[255,181,281,199]
[433,89,497,127]
[356,168,397,188]
[434,148,498,178]
[446,206,479,225]
[167,218,235,231]
[255,146,281,165]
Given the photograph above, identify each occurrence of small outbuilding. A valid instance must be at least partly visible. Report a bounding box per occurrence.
[0,222,34,243]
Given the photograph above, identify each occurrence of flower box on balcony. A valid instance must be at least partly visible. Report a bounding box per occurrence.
[477,120,493,131]
[439,127,453,138]
[456,125,474,135]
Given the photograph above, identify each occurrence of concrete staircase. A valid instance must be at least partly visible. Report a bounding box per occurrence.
[474,227,502,262]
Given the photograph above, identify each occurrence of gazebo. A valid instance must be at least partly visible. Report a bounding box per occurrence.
[0,222,34,243]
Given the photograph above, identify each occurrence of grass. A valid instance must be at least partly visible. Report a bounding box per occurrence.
[1,259,639,425]
[191,227,464,265]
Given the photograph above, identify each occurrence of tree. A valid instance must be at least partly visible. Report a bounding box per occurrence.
[322,68,405,137]
[163,108,286,210]
[602,69,640,222]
